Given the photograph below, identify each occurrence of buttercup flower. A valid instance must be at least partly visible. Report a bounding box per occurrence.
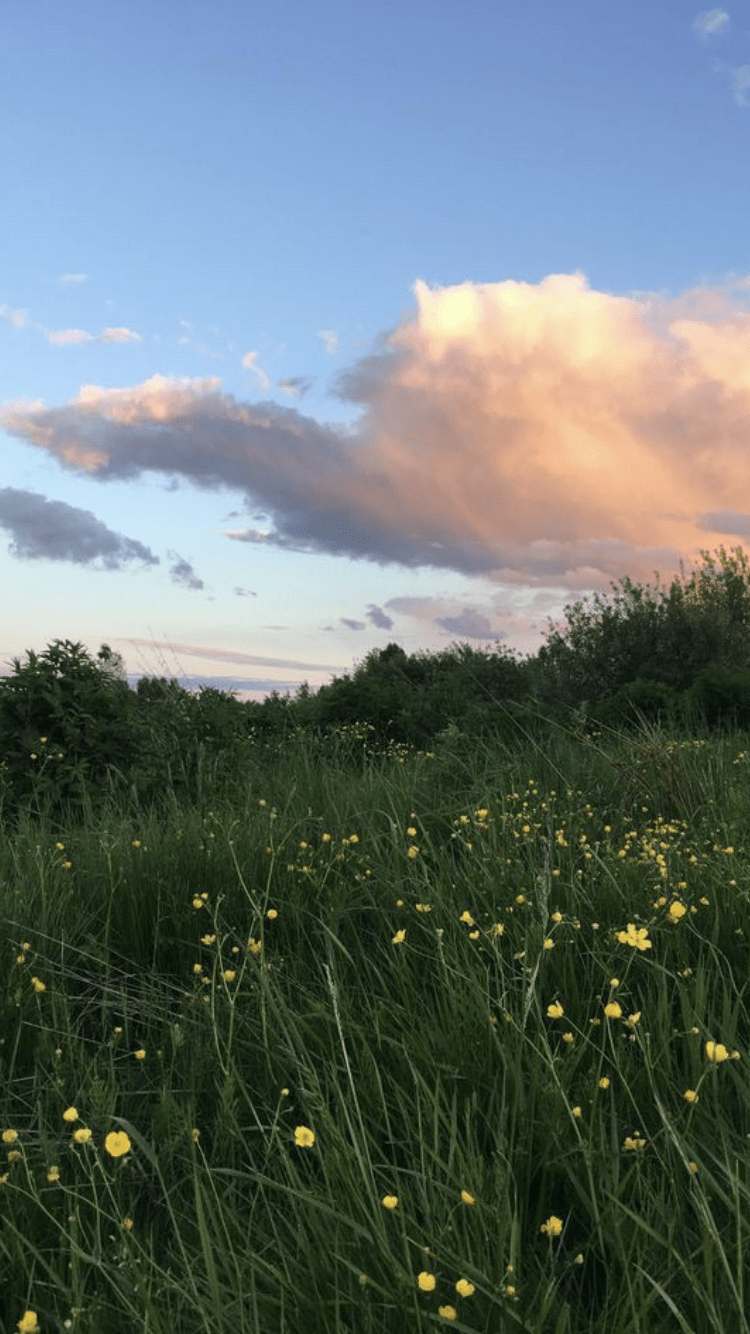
[438,1306,457,1321]
[294,1125,315,1148]
[460,1189,476,1205]
[104,1131,132,1158]
[683,1089,699,1104]
[604,1002,622,1019]
[706,1041,729,1063]
[381,1194,399,1209]
[540,1215,563,1236]
[72,1128,92,1144]
[417,1272,436,1291]
[62,1107,78,1122]
[617,923,652,951]
[547,1002,564,1019]
[455,1278,475,1297]
[17,1313,40,1333]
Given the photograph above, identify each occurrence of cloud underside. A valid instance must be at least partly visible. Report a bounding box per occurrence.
[0,488,159,569]
[3,270,750,589]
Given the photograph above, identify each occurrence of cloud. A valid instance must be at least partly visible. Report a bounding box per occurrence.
[167,551,204,590]
[58,272,89,285]
[0,487,159,569]
[241,350,271,391]
[0,303,27,329]
[316,329,338,354]
[233,586,257,597]
[277,376,313,398]
[47,326,142,346]
[4,271,750,594]
[691,8,730,41]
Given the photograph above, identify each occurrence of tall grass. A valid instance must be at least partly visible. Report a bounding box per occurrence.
[1,712,749,1333]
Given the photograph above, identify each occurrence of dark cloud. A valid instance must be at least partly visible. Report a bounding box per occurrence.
[366,604,394,630]
[233,585,258,597]
[277,376,314,398]
[0,487,159,569]
[167,551,204,590]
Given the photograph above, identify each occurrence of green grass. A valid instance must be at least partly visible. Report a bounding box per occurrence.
[2,713,750,1333]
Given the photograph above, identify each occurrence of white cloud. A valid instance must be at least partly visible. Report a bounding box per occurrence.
[691,9,730,41]
[316,329,338,354]
[0,303,28,329]
[46,325,141,346]
[241,350,271,391]
[58,272,89,285]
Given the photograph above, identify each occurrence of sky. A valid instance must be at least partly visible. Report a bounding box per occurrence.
[2,1,750,702]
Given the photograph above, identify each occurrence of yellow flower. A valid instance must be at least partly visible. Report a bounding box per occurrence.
[683,1089,699,1104]
[625,1012,641,1028]
[460,1189,476,1205]
[47,1165,60,1182]
[31,977,46,993]
[294,1125,315,1148]
[191,1128,200,1142]
[617,923,652,951]
[222,969,236,983]
[459,911,475,926]
[572,1106,582,1118]
[2,1129,19,1144]
[381,1194,398,1209]
[192,897,204,910]
[455,1278,475,1297]
[604,1002,622,1019]
[62,1107,78,1122]
[623,1135,647,1151]
[192,963,203,974]
[668,900,687,921]
[598,1077,610,1090]
[104,1131,132,1158]
[72,1128,92,1144]
[134,1049,146,1060]
[201,933,216,945]
[122,1216,134,1229]
[266,908,278,919]
[540,1215,563,1236]
[706,1041,729,1062]
[247,938,263,955]
[438,1306,457,1321]
[415,903,432,913]
[17,1313,40,1333]
[504,1284,517,1297]
[542,937,554,950]
[392,929,406,945]
[417,1271,436,1291]
[547,1002,564,1019]
[562,1032,574,1044]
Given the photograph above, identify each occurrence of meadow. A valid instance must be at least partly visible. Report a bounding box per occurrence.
[1,710,749,1333]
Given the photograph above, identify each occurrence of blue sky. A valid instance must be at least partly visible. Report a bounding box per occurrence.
[2,1,749,700]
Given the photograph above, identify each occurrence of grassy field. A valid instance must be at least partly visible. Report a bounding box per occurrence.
[1,712,749,1333]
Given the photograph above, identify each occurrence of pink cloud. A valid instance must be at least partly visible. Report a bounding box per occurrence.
[4,271,750,592]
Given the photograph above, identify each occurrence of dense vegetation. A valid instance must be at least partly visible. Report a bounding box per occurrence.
[1,545,749,1332]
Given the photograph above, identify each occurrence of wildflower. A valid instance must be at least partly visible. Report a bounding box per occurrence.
[542,937,554,950]
[247,938,263,955]
[455,1278,475,1297]
[488,922,505,937]
[625,1012,641,1028]
[192,963,203,974]
[72,1128,92,1144]
[222,970,236,983]
[609,978,620,988]
[460,1189,476,1205]
[572,1106,582,1118]
[294,1126,315,1148]
[689,1161,699,1174]
[540,1215,563,1236]
[623,1135,647,1151]
[392,929,406,945]
[31,977,46,993]
[280,1088,289,1097]
[266,909,278,919]
[191,1128,200,1142]
[134,1049,146,1060]
[706,1041,729,1063]
[122,1216,134,1229]
[2,1129,19,1144]
[617,923,652,951]
[459,911,475,926]
[200,933,216,945]
[47,1165,60,1182]
[604,1002,622,1019]
[562,1031,574,1044]
[381,1194,398,1209]
[415,903,432,913]
[438,1306,457,1321]
[547,1002,564,1019]
[192,897,204,910]
[683,1089,699,1104]
[17,1313,40,1333]
[104,1131,132,1158]
[417,1272,436,1291]
[598,1077,610,1090]
[62,1107,78,1123]
[132,840,141,849]
[668,900,687,921]
[504,1285,517,1297]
